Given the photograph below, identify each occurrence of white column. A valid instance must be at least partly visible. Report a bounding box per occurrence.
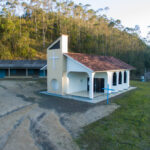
[89,72,95,99]
[121,71,124,90]
[122,71,124,84]
[127,70,130,87]
[116,72,119,85]
[115,71,119,92]
[107,72,112,93]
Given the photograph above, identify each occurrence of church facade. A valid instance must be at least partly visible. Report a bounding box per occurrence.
[47,35,134,99]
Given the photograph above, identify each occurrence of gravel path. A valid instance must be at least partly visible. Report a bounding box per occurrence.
[0,79,119,150]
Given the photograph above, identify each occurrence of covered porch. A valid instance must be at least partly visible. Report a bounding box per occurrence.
[63,86,136,103]
[67,71,108,99]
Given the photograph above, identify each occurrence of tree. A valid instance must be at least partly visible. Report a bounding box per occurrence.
[0,0,149,76]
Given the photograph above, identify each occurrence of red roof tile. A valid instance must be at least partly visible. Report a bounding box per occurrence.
[65,53,135,72]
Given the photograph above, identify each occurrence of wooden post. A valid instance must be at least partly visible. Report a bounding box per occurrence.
[26,68,28,77]
[8,68,10,77]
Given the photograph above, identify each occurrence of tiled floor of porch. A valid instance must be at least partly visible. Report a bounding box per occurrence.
[69,91,104,98]
[66,87,137,103]
[41,87,137,104]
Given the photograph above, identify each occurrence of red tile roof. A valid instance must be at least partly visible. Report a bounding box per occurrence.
[65,53,135,72]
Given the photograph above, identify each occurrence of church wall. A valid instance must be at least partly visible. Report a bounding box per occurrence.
[62,55,68,95]
[107,70,130,93]
[47,35,68,95]
[47,49,63,95]
[67,72,88,94]
[67,57,92,74]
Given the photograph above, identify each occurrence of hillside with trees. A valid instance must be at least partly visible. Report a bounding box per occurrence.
[0,0,150,76]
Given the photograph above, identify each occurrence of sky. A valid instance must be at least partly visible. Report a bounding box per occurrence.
[74,0,150,38]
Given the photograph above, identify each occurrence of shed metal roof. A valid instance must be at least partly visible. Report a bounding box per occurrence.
[0,60,47,69]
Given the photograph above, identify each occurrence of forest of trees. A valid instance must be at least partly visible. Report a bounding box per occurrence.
[0,0,150,76]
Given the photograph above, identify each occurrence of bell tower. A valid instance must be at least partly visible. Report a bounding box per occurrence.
[47,35,68,95]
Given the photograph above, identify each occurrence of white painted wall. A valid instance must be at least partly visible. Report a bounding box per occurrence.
[66,56,131,95]
[61,35,68,53]
[67,72,88,94]
[66,56,92,74]
[107,70,130,93]
[47,35,68,95]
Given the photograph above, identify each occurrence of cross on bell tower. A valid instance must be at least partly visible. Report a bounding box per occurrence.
[50,52,59,69]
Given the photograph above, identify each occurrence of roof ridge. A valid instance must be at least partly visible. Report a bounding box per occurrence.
[66,52,111,57]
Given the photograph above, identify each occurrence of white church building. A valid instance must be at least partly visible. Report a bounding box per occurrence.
[46,35,134,101]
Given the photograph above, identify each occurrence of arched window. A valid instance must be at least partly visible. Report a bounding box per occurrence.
[112,72,117,86]
[119,72,122,84]
[124,71,127,83]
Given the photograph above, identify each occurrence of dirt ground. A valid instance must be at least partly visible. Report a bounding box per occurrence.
[0,79,119,150]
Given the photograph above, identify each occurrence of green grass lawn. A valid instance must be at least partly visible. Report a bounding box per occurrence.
[76,81,150,150]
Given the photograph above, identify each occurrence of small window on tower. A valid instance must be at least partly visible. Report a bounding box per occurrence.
[49,40,60,50]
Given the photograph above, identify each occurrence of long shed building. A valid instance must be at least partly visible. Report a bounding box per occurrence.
[0,60,47,78]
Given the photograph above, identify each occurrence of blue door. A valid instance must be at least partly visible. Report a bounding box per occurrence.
[0,70,6,78]
[10,69,16,75]
[39,70,45,77]
[28,69,34,75]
